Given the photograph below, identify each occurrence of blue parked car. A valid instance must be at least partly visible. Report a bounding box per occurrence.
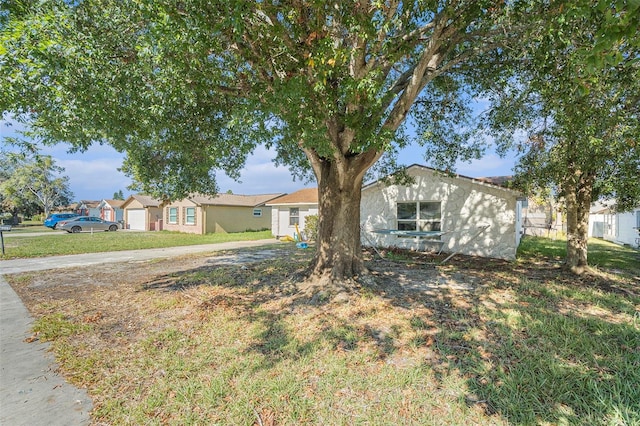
[44,213,80,229]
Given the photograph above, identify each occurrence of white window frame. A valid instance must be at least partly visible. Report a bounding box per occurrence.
[253,208,263,217]
[397,201,442,232]
[185,207,196,225]
[168,207,178,224]
[289,207,299,226]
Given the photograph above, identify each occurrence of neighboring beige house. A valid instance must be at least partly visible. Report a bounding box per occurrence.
[122,194,165,231]
[98,199,125,223]
[266,188,319,239]
[163,193,283,235]
[360,164,525,260]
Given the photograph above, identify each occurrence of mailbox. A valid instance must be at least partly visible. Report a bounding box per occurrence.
[0,224,10,255]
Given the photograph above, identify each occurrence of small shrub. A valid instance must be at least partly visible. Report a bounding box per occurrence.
[303,214,318,241]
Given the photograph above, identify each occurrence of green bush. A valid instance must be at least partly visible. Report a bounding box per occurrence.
[303,214,318,241]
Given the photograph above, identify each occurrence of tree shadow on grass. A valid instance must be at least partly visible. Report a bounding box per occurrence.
[420,270,640,425]
[137,245,640,424]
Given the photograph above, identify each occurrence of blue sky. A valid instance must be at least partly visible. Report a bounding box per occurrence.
[1,118,518,201]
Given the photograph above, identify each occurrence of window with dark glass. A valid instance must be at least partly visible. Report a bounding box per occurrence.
[397,201,441,232]
[289,208,299,226]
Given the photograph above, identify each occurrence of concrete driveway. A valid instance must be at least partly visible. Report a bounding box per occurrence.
[0,238,280,426]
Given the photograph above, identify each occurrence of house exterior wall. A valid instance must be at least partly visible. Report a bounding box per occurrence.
[163,199,203,234]
[101,206,124,222]
[147,207,163,231]
[204,205,272,233]
[163,200,272,234]
[361,169,521,260]
[588,213,605,238]
[270,205,319,238]
[604,208,640,248]
[123,199,163,231]
[76,205,100,217]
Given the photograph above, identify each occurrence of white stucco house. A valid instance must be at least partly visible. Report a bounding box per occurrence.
[360,165,525,260]
[588,201,609,238]
[266,188,319,239]
[270,165,525,260]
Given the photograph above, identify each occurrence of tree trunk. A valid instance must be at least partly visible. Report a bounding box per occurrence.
[564,171,594,274]
[305,160,368,289]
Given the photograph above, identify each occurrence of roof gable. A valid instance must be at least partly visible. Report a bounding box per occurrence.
[266,188,318,205]
[99,199,125,209]
[122,194,163,208]
[363,164,521,196]
[78,200,101,208]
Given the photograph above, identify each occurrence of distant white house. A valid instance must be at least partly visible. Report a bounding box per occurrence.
[74,200,101,217]
[266,188,318,239]
[98,199,124,223]
[360,165,525,260]
[588,201,609,238]
[593,202,640,248]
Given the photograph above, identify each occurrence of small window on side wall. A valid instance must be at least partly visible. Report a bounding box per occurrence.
[253,208,263,217]
[289,207,299,226]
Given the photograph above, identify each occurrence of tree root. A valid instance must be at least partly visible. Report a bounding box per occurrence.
[290,270,380,305]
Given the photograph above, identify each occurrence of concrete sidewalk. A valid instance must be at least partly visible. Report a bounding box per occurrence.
[0,238,280,274]
[0,238,280,425]
[0,275,93,426]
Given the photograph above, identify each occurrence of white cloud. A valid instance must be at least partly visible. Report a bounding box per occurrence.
[56,156,132,201]
[217,146,313,194]
[455,152,516,177]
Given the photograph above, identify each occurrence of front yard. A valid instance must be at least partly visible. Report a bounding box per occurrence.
[5,237,640,425]
[0,229,273,259]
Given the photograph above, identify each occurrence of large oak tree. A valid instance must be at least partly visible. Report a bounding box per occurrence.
[1,1,561,286]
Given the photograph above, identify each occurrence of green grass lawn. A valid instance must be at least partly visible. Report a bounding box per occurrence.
[7,236,640,425]
[0,230,274,259]
[4,225,54,233]
[518,235,640,276]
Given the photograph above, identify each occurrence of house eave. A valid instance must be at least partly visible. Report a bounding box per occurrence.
[362,164,522,196]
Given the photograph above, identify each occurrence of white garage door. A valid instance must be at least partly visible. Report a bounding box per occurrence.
[127,209,146,230]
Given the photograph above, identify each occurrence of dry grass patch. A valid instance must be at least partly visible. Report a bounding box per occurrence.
[7,242,640,425]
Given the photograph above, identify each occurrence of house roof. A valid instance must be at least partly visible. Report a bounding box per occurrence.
[122,194,163,208]
[363,164,522,195]
[475,175,514,188]
[79,200,101,208]
[590,200,614,214]
[265,188,318,205]
[100,199,125,208]
[189,193,284,207]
